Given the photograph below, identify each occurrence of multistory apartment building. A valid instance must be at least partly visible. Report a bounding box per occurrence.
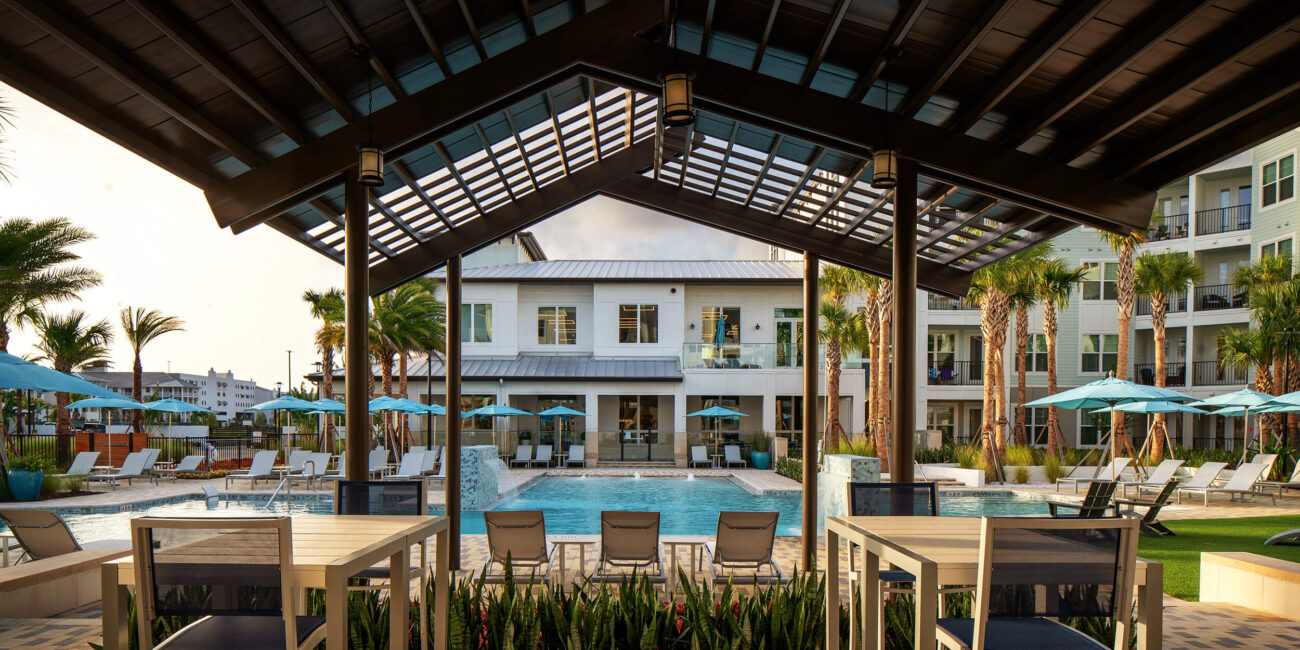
[78,366,275,423]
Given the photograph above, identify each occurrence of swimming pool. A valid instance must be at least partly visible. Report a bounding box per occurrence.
[3,478,1050,542]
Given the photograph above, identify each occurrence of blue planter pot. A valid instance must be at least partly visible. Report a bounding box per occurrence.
[7,469,43,502]
[750,451,771,470]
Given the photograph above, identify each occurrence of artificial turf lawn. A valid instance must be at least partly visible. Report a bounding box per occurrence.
[1136,514,1300,601]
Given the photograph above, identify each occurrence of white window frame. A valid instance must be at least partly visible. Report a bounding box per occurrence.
[927,331,956,368]
[537,306,578,345]
[1078,410,1109,448]
[460,303,493,343]
[1022,333,1048,373]
[1259,234,1295,266]
[1079,260,1118,302]
[1079,333,1119,375]
[618,304,659,344]
[1260,150,1296,209]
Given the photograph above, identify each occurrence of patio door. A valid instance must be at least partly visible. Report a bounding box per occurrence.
[968,336,984,383]
[775,308,803,368]
[618,395,658,461]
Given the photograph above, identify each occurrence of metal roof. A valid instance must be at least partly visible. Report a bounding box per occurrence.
[432,259,802,283]
[406,355,681,382]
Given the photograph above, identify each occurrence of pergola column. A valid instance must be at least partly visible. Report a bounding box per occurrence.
[892,160,917,482]
[444,256,463,569]
[801,252,819,568]
[343,173,369,480]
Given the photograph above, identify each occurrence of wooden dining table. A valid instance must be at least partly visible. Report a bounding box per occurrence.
[825,516,1164,650]
[99,514,449,650]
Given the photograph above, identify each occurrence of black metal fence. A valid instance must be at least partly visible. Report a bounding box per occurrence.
[1148,212,1189,241]
[4,430,326,469]
[1193,283,1247,311]
[926,361,983,386]
[1193,360,1249,386]
[1195,204,1250,235]
[1133,362,1186,387]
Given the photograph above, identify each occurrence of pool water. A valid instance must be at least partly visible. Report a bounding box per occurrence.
[4,478,1049,543]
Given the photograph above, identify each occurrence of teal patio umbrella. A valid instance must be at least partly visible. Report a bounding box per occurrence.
[0,351,119,399]
[686,405,748,454]
[311,398,345,412]
[1024,376,1193,466]
[537,405,588,450]
[65,396,148,468]
[247,395,315,448]
[1189,388,1273,464]
[146,398,214,440]
[468,404,534,451]
[1089,400,1208,467]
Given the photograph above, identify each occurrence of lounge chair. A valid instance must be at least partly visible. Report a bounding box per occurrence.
[284,452,332,490]
[1055,457,1132,493]
[723,445,747,468]
[409,446,426,454]
[509,444,533,467]
[380,451,428,481]
[1258,462,1300,496]
[368,447,390,477]
[129,516,326,650]
[1265,529,1300,546]
[58,451,99,478]
[139,447,162,474]
[594,511,664,583]
[85,451,155,490]
[151,455,204,482]
[0,509,129,562]
[689,445,712,468]
[418,448,438,475]
[704,511,783,588]
[1115,479,1179,537]
[933,517,1138,650]
[1178,462,1276,505]
[483,510,554,583]
[1117,458,1184,497]
[1249,453,1279,479]
[224,449,279,490]
[1046,480,1119,518]
[1175,461,1228,492]
[282,449,311,475]
[564,444,586,467]
[530,444,553,468]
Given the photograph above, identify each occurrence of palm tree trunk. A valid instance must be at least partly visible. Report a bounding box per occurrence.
[321,346,335,452]
[1151,294,1167,461]
[824,339,845,451]
[54,390,71,467]
[381,354,394,450]
[398,351,410,448]
[1114,243,1134,460]
[1043,301,1063,457]
[1014,306,1029,446]
[132,354,144,434]
[876,279,893,473]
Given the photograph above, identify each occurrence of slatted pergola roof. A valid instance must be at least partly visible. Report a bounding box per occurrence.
[2,0,1298,296]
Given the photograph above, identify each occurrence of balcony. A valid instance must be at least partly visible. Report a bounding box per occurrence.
[1135,291,1188,317]
[680,343,864,370]
[927,295,979,310]
[1193,360,1249,386]
[1193,283,1247,311]
[926,361,983,386]
[1195,204,1251,236]
[1148,213,1189,241]
[1133,362,1186,387]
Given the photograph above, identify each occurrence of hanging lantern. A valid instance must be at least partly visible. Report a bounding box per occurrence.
[871,148,897,189]
[357,143,384,186]
[660,71,696,127]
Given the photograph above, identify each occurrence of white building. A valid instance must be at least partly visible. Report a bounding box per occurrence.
[79,366,275,423]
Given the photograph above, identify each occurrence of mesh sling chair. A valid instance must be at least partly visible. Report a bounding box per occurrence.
[0,509,128,562]
[594,511,665,584]
[483,510,555,584]
[1045,481,1119,519]
[934,517,1139,650]
[704,511,783,589]
[129,516,327,650]
[1114,479,1179,538]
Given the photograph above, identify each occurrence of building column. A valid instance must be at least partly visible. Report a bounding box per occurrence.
[584,387,599,466]
[892,159,917,482]
[343,173,369,481]
[444,256,463,569]
[801,252,819,568]
[674,386,688,467]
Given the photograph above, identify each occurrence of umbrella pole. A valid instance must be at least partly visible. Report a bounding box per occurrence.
[1241,409,1251,467]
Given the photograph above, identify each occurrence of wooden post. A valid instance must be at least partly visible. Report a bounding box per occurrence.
[344,173,369,480]
[893,159,917,482]
[802,252,819,569]
[444,256,462,569]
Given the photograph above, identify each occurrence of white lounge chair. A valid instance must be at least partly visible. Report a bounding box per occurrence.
[564,444,586,467]
[284,452,332,490]
[1055,457,1133,493]
[283,449,311,474]
[224,449,279,490]
[1178,462,1275,506]
[409,446,426,454]
[425,451,448,486]
[368,447,389,477]
[85,451,154,490]
[1258,462,1300,496]
[139,447,162,474]
[152,455,204,482]
[689,445,712,468]
[1248,453,1279,482]
[509,444,533,467]
[419,448,439,475]
[58,451,99,478]
[1175,461,1228,493]
[723,445,747,468]
[382,451,428,481]
[530,444,552,468]
[1118,459,1185,497]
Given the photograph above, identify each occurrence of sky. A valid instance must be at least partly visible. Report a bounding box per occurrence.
[0,84,767,389]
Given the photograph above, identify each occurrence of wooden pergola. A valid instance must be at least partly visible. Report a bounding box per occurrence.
[3,0,1298,568]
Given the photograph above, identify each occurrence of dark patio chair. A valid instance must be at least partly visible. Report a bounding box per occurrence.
[1045,480,1118,519]
[1114,479,1179,537]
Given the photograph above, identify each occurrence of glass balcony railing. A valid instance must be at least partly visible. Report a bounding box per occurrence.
[680,343,865,370]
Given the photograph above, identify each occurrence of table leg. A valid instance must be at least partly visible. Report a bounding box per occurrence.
[579,545,587,579]
[861,545,879,650]
[826,528,841,650]
[558,545,568,584]
[435,529,449,650]
[326,568,347,650]
[391,543,411,650]
[100,564,129,650]
[689,545,698,587]
[670,544,681,592]
[2,538,9,567]
[1136,563,1163,650]
[913,561,937,650]
[420,540,429,650]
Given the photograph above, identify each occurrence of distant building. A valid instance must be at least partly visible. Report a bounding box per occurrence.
[79,366,274,423]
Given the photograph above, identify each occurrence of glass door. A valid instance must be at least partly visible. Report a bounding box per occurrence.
[618,395,658,461]
[775,308,803,368]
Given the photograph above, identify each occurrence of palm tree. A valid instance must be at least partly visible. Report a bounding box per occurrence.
[120,307,185,435]
[1007,244,1051,446]
[1035,259,1088,457]
[0,217,101,352]
[818,264,870,445]
[873,278,893,456]
[370,281,445,449]
[1231,254,1297,442]
[1135,252,1203,460]
[1217,327,1271,444]
[0,97,13,184]
[1100,221,1149,459]
[303,288,344,447]
[31,310,113,465]
[859,276,884,459]
[969,260,1015,464]
[818,301,868,458]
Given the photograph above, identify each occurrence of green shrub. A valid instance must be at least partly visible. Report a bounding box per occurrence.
[8,454,52,472]
[1043,454,1064,483]
[750,434,770,453]
[1004,445,1036,467]
[1011,465,1030,484]
[953,444,982,470]
[914,445,956,465]
[40,473,84,496]
[775,455,803,482]
[827,435,875,458]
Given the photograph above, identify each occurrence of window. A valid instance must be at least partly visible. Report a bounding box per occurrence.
[618,304,658,343]
[775,308,803,368]
[1080,411,1109,446]
[775,396,803,433]
[1081,334,1119,374]
[927,405,955,440]
[698,395,741,432]
[458,395,495,429]
[1022,334,1048,372]
[537,306,577,344]
[1026,407,1050,446]
[618,395,659,444]
[927,332,955,368]
[1262,154,1294,207]
[460,304,492,342]
[1261,237,1293,262]
[1081,262,1117,300]
[702,307,740,344]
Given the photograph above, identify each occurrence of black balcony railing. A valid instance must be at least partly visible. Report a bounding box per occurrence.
[1148,213,1189,241]
[1195,204,1251,235]
[1133,362,1187,387]
[1193,360,1249,386]
[927,360,983,386]
[1135,291,1188,316]
[927,295,979,310]
[1193,283,1247,311]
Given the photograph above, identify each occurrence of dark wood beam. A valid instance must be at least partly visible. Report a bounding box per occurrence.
[304,197,394,257]
[368,191,423,243]
[232,0,359,122]
[206,1,660,232]
[708,122,741,197]
[503,109,542,191]
[774,147,826,216]
[798,0,852,87]
[1053,1,1300,164]
[432,141,488,216]
[457,0,488,61]
[473,124,520,200]
[841,189,893,236]
[519,0,537,39]
[125,0,309,146]
[582,77,602,163]
[392,160,455,231]
[752,0,782,71]
[368,141,656,294]
[587,37,1156,232]
[402,0,452,77]
[847,0,928,102]
[324,0,407,99]
[700,0,717,57]
[899,0,1010,117]
[917,197,998,249]
[604,174,970,296]
[542,90,572,176]
[266,216,343,262]
[808,160,870,226]
[741,134,785,205]
[932,208,1037,264]
[946,0,1105,134]
[4,0,263,166]
[675,123,695,187]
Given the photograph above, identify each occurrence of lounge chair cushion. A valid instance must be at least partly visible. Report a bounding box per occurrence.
[936,617,1108,650]
[157,615,326,649]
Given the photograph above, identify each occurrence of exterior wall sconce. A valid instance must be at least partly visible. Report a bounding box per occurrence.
[689,322,695,330]
[358,143,384,186]
[660,71,696,127]
[754,323,761,330]
[871,148,898,189]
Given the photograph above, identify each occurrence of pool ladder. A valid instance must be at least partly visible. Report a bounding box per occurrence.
[264,458,321,509]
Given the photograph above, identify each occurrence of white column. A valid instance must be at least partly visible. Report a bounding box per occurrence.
[583,387,599,466]
[674,385,688,467]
